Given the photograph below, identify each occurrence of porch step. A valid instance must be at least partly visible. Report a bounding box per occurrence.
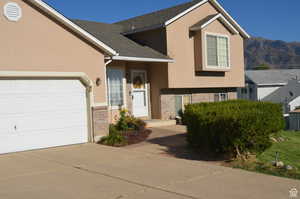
[144,119,177,128]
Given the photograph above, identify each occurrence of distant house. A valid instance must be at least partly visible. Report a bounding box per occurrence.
[238,70,300,103]
[263,80,300,113]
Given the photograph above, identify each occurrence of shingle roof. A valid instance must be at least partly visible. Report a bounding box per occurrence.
[114,0,205,32]
[246,69,300,86]
[72,20,171,60]
[263,80,300,104]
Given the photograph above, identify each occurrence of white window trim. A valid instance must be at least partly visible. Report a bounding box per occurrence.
[215,93,229,102]
[107,68,127,110]
[204,32,231,70]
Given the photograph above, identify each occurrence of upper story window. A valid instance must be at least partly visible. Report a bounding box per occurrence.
[107,68,124,108]
[206,33,230,69]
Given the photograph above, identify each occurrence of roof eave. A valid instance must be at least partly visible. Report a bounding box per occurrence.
[27,0,119,56]
[106,56,174,63]
[209,0,250,39]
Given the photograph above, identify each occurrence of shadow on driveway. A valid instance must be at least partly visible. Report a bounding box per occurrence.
[129,125,227,163]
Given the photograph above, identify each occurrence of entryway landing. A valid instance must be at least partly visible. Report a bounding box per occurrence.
[144,119,176,128]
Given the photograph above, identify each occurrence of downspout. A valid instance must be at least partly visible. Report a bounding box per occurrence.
[104,58,113,123]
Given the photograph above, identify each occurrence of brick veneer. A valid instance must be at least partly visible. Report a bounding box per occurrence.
[92,106,109,137]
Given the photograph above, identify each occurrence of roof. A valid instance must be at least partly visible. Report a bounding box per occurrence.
[26,0,117,56]
[72,20,172,62]
[263,80,300,104]
[115,0,204,32]
[246,69,300,86]
[115,0,250,38]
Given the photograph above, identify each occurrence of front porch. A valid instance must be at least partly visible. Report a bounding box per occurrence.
[106,60,168,122]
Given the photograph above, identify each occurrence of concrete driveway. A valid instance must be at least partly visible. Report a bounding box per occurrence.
[0,143,298,199]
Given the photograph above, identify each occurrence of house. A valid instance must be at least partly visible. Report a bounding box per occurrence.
[263,79,300,113]
[0,0,249,154]
[238,69,300,101]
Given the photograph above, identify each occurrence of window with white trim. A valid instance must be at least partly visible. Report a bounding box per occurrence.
[214,93,229,102]
[206,34,229,68]
[107,69,124,107]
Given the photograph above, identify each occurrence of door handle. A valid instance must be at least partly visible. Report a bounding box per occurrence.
[14,125,17,131]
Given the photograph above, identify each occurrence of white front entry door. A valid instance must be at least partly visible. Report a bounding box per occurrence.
[132,70,149,117]
[0,79,89,154]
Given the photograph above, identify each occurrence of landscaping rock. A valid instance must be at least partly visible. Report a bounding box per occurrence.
[270,137,278,143]
[285,165,293,170]
[276,161,284,168]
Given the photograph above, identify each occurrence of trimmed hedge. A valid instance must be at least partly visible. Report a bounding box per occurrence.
[184,100,285,157]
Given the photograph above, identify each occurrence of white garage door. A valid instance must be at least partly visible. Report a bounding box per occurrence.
[0,79,89,154]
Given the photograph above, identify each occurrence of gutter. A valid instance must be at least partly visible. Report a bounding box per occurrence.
[107,56,174,63]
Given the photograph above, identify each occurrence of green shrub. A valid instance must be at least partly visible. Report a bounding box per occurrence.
[184,100,285,158]
[116,109,146,131]
[99,125,126,146]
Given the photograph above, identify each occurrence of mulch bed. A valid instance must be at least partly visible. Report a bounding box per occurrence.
[122,129,152,145]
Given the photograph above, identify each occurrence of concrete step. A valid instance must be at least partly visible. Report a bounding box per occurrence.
[144,119,177,128]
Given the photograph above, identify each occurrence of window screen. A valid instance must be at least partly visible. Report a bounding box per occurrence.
[206,34,229,68]
[107,69,124,107]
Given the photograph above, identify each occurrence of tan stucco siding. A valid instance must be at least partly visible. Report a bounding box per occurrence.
[166,2,245,88]
[148,62,168,119]
[0,0,107,103]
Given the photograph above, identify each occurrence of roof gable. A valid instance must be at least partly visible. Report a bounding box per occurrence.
[190,13,239,35]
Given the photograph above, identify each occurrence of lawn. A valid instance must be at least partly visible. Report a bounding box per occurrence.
[258,131,300,172]
[227,131,300,180]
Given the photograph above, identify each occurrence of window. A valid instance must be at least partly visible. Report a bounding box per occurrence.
[214,93,229,102]
[107,69,124,108]
[175,95,191,117]
[206,34,229,68]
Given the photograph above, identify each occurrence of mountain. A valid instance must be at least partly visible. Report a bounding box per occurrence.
[245,37,300,70]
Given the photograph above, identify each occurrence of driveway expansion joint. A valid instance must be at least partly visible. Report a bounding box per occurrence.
[71,165,202,199]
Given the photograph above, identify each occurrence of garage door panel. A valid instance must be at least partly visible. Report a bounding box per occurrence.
[0,126,88,154]
[0,79,89,154]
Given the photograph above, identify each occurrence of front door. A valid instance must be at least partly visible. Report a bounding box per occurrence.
[131,70,149,117]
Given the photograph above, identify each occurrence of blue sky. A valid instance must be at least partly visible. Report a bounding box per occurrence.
[44,0,300,42]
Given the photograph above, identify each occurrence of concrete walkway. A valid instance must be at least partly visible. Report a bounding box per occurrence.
[0,139,298,198]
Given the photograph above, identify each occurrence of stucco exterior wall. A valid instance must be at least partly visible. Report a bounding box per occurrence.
[148,62,169,119]
[166,2,245,88]
[0,0,107,104]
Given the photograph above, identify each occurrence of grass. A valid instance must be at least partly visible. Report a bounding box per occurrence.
[227,131,300,180]
[258,131,300,172]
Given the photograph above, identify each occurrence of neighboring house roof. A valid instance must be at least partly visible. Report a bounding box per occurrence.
[246,69,300,86]
[26,0,118,56]
[72,20,173,62]
[115,0,250,38]
[263,80,300,105]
